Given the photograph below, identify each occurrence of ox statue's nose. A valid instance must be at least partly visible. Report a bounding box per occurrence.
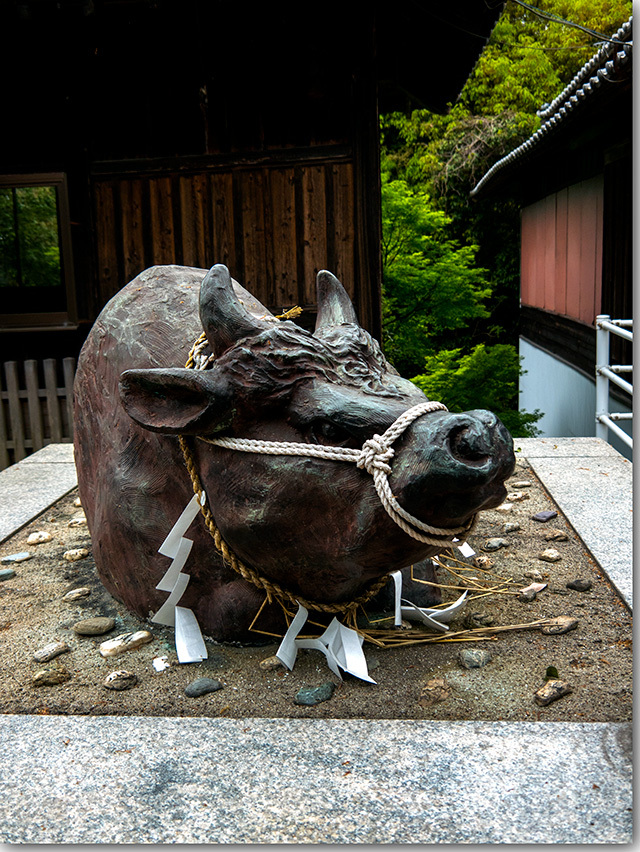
[447,409,507,466]
[390,408,515,528]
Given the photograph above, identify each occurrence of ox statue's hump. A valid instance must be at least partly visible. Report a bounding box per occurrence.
[90,265,273,371]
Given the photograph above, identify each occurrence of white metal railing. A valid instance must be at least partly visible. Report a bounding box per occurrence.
[595,315,632,450]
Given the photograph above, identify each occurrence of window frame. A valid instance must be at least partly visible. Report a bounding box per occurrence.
[0,172,77,331]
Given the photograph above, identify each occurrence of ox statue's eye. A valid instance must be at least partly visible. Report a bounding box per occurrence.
[311,420,352,446]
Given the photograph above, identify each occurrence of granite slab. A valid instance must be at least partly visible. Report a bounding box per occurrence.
[0,715,632,844]
[0,444,76,543]
[514,438,632,609]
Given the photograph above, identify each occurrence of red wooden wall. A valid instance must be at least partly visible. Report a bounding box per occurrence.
[520,175,604,325]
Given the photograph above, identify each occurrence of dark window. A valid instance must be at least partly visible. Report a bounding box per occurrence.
[0,174,75,327]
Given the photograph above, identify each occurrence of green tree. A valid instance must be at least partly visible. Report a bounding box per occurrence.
[380,0,631,436]
[381,168,491,377]
[412,345,542,438]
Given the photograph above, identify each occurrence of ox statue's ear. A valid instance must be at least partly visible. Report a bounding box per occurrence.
[314,270,360,331]
[119,368,233,435]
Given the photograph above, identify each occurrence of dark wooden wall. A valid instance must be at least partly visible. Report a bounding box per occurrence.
[92,155,362,328]
[0,0,381,360]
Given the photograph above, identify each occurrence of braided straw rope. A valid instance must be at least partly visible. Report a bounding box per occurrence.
[179,331,475,617]
[180,333,390,616]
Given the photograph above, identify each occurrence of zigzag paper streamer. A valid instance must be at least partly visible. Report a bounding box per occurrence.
[151,493,208,663]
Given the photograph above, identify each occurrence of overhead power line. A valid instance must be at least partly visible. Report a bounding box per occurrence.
[509,0,631,46]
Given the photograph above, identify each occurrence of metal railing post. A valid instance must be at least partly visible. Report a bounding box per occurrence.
[595,314,610,441]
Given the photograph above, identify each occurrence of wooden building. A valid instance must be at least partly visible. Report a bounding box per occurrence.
[0,0,504,365]
[471,18,633,456]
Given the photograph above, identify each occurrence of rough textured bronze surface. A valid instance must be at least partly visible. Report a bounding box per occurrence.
[74,264,515,643]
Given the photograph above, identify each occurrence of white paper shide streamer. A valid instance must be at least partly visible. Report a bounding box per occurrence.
[151,493,208,664]
[276,605,376,684]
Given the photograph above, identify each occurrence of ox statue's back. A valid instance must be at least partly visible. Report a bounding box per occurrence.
[74,264,515,643]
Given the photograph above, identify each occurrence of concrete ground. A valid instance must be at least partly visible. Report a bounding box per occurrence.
[0,437,633,844]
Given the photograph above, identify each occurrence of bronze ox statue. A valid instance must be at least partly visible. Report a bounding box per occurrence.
[73,264,515,643]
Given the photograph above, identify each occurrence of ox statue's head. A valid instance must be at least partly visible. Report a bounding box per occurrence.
[117,264,515,609]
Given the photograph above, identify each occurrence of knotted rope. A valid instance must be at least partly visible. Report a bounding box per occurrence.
[179,331,475,619]
[199,401,476,545]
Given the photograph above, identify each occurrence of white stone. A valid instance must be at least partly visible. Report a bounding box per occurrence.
[27,531,52,545]
[506,491,530,502]
[68,515,87,527]
[33,641,70,663]
[73,497,82,507]
[63,548,89,562]
[538,548,562,563]
[103,670,138,691]
[99,630,153,658]
[62,587,91,602]
[494,502,513,513]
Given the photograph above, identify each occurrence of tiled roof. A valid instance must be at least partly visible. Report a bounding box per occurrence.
[470,17,632,197]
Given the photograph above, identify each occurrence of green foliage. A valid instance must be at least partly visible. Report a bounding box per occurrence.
[411,344,542,438]
[381,169,491,377]
[0,185,61,289]
[380,0,631,435]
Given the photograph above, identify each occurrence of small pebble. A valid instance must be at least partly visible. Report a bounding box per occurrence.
[474,555,494,569]
[418,677,451,707]
[27,531,52,545]
[33,641,71,663]
[68,515,87,527]
[0,568,16,582]
[63,548,89,562]
[506,491,529,502]
[99,630,153,658]
[153,656,170,672]
[33,667,72,686]
[532,510,558,523]
[73,497,82,507]
[459,649,492,669]
[463,611,494,628]
[523,568,545,581]
[567,578,592,592]
[483,538,509,552]
[104,670,138,691]
[495,503,513,513]
[62,587,91,602]
[73,616,116,636]
[184,677,223,697]
[294,682,335,706]
[541,616,579,635]
[502,522,521,534]
[1,551,33,564]
[544,529,568,542]
[534,679,572,706]
[511,480,532,488]
[518,589,538,603]
[538,548,562,563]
[259,655,285,672]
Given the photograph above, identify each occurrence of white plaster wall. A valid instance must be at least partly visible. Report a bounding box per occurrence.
[519,338,632,460]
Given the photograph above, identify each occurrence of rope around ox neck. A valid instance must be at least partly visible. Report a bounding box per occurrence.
[179,332,475,618]
[199,401,476,546]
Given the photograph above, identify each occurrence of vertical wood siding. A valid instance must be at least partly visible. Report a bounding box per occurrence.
[521,174,604,325]
[92,160,358,324]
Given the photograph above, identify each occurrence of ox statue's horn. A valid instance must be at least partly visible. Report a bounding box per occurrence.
[200,264,274,356]
[314,270,359,332]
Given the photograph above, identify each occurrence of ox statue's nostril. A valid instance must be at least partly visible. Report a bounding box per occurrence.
[449,424,490,463]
